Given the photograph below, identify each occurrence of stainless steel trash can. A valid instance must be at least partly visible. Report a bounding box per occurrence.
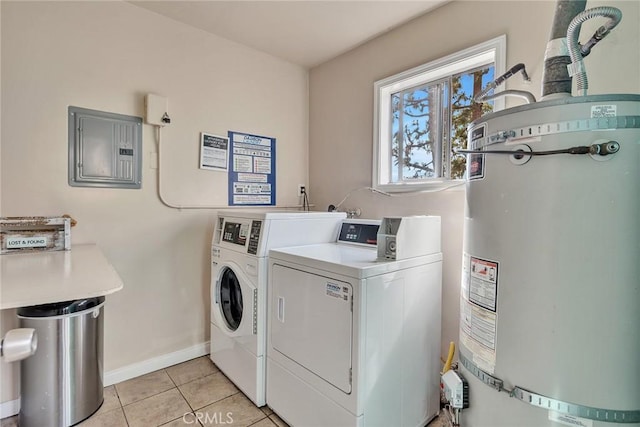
[17,297,105,427]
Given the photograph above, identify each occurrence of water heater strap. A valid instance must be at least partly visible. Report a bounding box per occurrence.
[476,115,640,149]
[459,352,503,391]
[459,352,640,423]
[511,386,640,423]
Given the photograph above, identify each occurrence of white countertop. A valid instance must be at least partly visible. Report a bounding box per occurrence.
[0,244,124,310]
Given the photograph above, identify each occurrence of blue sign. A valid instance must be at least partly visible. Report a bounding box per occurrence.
[228,131,276,206]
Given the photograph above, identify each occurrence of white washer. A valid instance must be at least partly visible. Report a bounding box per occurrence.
[267,218,442,427]
[210,210,346,407]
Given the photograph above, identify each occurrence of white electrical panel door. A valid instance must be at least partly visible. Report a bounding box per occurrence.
[270,264,354,393]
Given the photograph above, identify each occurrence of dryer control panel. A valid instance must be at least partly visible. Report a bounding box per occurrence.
[337,220,380,246]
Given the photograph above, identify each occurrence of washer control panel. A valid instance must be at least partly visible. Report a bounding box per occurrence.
[222,221,250,246]
[247,221,262,255]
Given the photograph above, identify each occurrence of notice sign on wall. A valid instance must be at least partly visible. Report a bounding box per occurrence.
[228,131,276,206]
[199,133,229,171]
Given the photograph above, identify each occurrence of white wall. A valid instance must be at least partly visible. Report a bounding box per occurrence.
[309,0,639,361]
[1,1,308,407]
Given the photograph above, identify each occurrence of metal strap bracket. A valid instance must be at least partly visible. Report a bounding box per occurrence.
[459,352,640,423]
[459,353,503,391]
[511,386,640,423]
[477,115,640,150]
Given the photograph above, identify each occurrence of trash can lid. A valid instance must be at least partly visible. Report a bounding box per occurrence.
[17,296,105,317]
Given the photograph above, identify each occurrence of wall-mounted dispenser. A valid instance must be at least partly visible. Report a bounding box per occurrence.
[145,94,170,126]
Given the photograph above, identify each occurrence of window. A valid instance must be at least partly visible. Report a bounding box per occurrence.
[373,36,506,191]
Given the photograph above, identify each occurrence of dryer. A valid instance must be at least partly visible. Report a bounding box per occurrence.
[210,210,346,407]
[267,218,442,427]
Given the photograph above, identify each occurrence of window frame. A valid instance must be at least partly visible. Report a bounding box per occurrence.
[373,35,507,192]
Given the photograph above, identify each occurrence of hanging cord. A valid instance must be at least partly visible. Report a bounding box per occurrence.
[302,190,310,211]
[331,187,386,211]
[330,183,465,212]
[455,141,620,157]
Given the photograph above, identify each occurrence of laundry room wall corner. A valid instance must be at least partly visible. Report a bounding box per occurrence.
[308,0,639,360]
[0,0,309,410]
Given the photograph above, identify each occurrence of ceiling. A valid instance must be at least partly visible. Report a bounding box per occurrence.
[129,1,449,68]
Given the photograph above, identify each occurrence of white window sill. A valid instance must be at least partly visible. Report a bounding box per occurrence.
[375,180,466,194]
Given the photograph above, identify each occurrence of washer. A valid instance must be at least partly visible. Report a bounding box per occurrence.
[210,210,346,407]
[267,218,442,427]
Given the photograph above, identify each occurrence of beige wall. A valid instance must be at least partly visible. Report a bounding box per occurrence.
[1,1,308,406]
[1,0,638,412]
[308,0,639,360]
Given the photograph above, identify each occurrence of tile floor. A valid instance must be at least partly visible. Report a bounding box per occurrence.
[0,356,444,427]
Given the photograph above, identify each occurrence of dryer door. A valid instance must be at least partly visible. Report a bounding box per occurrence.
[212,263,256,338]
[270,264,353,393]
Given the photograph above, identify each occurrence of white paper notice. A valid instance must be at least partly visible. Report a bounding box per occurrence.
[469,256,498,312]
[199,133,228,171]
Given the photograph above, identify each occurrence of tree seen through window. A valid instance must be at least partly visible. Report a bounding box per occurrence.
[391,65,494,181]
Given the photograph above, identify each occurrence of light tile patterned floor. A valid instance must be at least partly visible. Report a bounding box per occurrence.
[0,356,444,427]
[0,357,286,427]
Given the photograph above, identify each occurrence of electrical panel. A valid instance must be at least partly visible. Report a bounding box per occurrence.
[68,106,142,189]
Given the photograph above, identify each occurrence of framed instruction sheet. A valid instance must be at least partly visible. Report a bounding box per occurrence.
[228,131,276,206]
[199,133,229,171]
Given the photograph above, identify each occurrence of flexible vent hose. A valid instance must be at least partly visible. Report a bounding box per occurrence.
[474,63,535,104]
[567,7,622,96]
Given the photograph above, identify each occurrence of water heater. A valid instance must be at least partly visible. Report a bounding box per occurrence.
[459,94,640,426]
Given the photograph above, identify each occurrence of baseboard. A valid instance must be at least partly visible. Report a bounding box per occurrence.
[104,341,210,387]
[0,342,210,419]
[0,398,20,419]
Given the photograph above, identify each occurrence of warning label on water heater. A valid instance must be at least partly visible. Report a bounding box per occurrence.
[469,256,498,312]
[590,104,617,118]
[459,252,499,373]
[548,411,593,427]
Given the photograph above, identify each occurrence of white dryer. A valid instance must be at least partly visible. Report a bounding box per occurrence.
[210,210,346,406]
[267,218,442,427]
